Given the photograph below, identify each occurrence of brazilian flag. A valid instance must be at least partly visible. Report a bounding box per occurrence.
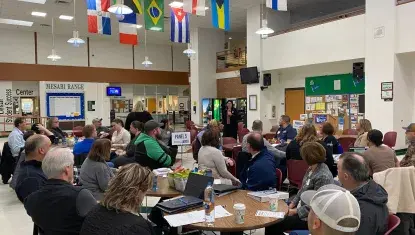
[144,0,164,32]
[211,0,230,31]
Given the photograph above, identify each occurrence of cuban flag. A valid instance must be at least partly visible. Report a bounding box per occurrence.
[170,8,189,43]
[183,0,205,16]
[87,0,111,35]
[266,0,287,11]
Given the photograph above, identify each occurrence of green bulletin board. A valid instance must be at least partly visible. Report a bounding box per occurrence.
[305,74,365,96]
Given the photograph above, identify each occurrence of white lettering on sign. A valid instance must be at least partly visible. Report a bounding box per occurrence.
[171,132,191,146]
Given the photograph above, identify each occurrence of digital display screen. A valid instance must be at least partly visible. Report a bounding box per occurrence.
[106,87,122,96]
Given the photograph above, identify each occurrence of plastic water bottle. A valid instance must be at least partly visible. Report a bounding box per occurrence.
[204,182,215,226]
[74,136,79,144]
[205,169,212,177]
[62,138,67,146]
[152,175,158,191]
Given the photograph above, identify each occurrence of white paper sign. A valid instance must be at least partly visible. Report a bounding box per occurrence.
[334,80,341,91]
[255,210,285,219]
[171,132,191,146]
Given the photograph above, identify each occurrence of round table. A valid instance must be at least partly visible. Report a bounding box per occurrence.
[223,143,241,152]
[146,176,181,198]
[185,190,288,232]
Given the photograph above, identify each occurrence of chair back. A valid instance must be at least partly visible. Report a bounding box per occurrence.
[238,122,244,132]
[342,129,358,135]
[185,120,194,131]
[338,137,357,152]
[74,153,88,167]
[384,131,397,148]
[276,168,283,191]
[287,160,309,188]
[72,126,84,138]
[385,214,400,235]
[191,139,201,162]
[238,128,250,143]
[263,133,275,141]
[190,129,198,143]
[223,137,237,145]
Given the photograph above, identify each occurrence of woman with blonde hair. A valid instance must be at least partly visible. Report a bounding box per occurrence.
[80,163,154,235]
[285,124,337,177]
[125,101,153,131]
[47,117,68,141]
[354,119,372,147]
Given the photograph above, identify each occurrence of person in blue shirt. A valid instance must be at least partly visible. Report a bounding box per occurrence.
[275,115,297,143]
[240,133,277,191]
[8,117,27,157]
[73,125,97,156]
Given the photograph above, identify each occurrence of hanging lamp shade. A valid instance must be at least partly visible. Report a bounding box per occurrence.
[108,0,133,15]
[47,49,61,61]
[183,44,196,57]
[255,19,274,35]
[67,30,85,47]
[142,56,153,68]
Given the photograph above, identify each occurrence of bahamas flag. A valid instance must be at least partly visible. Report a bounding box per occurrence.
[211,0,229,31]
[144,0,164,32]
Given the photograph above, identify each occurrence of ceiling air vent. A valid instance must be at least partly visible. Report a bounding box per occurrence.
[40,23,51,27]
[55,0,73,5]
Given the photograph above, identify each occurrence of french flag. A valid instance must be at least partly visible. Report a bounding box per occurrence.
[266,0,287,11]
[87,0,111,35]
[119,13,138,45]
[183,0,205,16]
[170,8,189,43]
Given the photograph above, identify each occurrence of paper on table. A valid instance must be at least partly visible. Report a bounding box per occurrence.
[255,210,285,219]
[164,206,233,227]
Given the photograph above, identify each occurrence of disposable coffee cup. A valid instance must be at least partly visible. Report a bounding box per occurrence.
[233,203,246,224]
[268,194,279,212]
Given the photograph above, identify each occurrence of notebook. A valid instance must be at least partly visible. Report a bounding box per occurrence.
[156,173,213,214]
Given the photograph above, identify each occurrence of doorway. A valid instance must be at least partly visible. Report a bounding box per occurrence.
[285,88,305,123]
[20,97,39,116]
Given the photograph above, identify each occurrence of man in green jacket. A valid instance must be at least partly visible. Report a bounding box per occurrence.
[134,120,173,170]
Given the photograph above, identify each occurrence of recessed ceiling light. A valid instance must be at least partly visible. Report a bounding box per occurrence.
[18,0,46,4]
[136,24,143,29]
[169,1,184,8]
[31,11,47,17]
[59,15,73,20]
[0,18,33,27]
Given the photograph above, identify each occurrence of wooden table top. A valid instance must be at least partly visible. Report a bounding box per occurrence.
[185,190,288,232]
[146,176,181,198]
[222,143,242,152]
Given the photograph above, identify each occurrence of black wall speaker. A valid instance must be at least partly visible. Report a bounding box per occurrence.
[263,73,271,86]
[353,62,364,80]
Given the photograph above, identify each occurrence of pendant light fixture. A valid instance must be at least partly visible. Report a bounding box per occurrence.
[142,30,153,68]
[67,0,85,46]
[183,43,196,58]
[108,0,133,15]
[255,1,274,36]
[47,18,61,61]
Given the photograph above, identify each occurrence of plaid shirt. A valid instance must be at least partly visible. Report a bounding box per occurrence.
[73,166,81,186]
[292,163,334,219]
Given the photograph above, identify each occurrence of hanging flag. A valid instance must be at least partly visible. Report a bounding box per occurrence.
[118,13,138,45]
[183,0,205,16]
[144,0,164,32]
[211,0,229,31]
[124,0,143,14]
[266,0,287,11]
[87,0,111,35]
[170,8,189,43]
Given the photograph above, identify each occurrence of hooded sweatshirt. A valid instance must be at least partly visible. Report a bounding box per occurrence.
[351,180,389,235]
[134,133,172,170]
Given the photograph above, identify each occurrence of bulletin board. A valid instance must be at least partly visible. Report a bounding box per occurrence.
[46,93,85,120]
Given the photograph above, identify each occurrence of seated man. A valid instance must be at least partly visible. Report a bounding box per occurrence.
[338,152,388,235]
[93,118,109,138]
[8,117,27,157]
[15,135,51,202]
[240,133,277,191]
[274,115,297,143]
[301,184,361,235]
[31,123,58,144]
[134,120,175,170]
[73,125,97,155]
[24,147,97,234]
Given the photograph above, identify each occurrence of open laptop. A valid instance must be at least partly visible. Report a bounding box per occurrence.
[156,173,213,214]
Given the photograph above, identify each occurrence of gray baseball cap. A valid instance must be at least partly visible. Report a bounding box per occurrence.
[301,184,361,233]
[144,120,163,132]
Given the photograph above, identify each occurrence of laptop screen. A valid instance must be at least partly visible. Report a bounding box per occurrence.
[184,173,213,199]
[349,147,366,154]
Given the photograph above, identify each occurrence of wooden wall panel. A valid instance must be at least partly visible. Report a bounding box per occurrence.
[217,77,247,98]
[0,63,189,85]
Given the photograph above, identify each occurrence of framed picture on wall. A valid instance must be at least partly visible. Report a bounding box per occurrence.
[249,95,257,110]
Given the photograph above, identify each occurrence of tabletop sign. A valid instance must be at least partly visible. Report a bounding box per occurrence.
[172,132,191,146]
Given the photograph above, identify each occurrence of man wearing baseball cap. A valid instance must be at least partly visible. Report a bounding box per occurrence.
[92,118,109,136]
[401,123,415,167]
[134,120,173,170]
[301,184,361,235]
